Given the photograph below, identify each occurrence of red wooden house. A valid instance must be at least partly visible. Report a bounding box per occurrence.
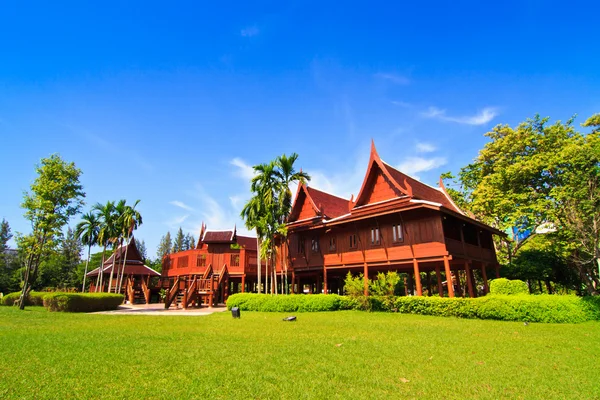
[279,142,504,297]
[161,223,263,308]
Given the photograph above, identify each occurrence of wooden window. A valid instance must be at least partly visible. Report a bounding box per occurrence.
[370,227,381,246]
[349,234,358,249]
[311,237,320,253]
[392,223,404,243]
[196,254,206,267]
[178,256,189,268]
[328,236,336,252]
[297,237,305,254]
[230,254,240,267]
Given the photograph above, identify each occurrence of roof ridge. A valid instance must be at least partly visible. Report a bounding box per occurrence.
[380,159,441,193]
[306,185,349,201]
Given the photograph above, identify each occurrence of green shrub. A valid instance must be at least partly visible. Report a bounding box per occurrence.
[489,278,529,295]
[1,291,48,306]
[343,272,364,297]
[43,293,124,312]
[226,293,350,312]
[227,293,600,323]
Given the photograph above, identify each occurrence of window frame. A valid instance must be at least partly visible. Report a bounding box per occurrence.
[311,236,320,253]
[392,223,404,244]
[370,227,381,246]
[328,236,337,252]
[349,234,358,249]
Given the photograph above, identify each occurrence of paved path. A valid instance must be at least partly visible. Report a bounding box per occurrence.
[94,303,229,316]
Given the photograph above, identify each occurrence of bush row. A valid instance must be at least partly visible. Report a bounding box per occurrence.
[226,293,352,312]
[1,291,47,306]
[1,291,124,312]
[226,293,600,323]
[43,293,124,312]
[369,295,600,323]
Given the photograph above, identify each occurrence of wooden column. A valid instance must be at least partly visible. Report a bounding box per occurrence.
[495,263,500,278]
[363,263,369,296]
[291,270,296,294]
[481,264,489,294]
[407,272,414,296]
[413,259,423,296]
[454,269,463,297]
[403,276,409,296]
[316,274,322,294]
[323,266,328,295]
[426,272,432,296]
[435,265,443,296]
[464,262,475,298]
[241,274,246,293]
[443,256,455,298]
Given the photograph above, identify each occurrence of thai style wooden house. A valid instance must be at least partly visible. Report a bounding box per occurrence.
[88,237,160,304]
[279,142,504,297]
[160,223,262,308]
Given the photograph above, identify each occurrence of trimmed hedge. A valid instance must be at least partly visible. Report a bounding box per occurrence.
[43,293,124,312]
[1,291,47,306]
[226,293,600,323]
[226,293,351,312]
[489,278,529,295]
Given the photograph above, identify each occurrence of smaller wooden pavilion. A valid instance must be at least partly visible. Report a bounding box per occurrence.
[160,224,262,308]
[88,238,160,304]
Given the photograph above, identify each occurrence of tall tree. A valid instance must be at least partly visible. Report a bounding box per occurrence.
[156,232,172,261]
[116,200,143,294]
[18,154,85,309]
[241,154,309,295]
[135,238,147,262]
[0,219,11,253]
[173,227,184,253]
[75,211,100,292]
[93,201,118,292]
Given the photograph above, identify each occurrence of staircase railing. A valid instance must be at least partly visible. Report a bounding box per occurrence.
[164,276,181,309]
[183,276,199,309]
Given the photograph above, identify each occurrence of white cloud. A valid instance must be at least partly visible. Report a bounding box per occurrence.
[230,157,256,181]
[375,73,410,85]
[421,106,498,125]
[166,214,189,229]
[415,142,436,153]
[169,200,195,212]
[240,26,259,37]
[391,100,412,108]
[396,156,447,177]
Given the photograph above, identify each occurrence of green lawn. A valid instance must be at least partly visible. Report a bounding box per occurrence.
[0,307,599,399]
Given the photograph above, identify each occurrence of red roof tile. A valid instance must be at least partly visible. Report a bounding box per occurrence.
[305,186,349,219]
[203,231,234,243]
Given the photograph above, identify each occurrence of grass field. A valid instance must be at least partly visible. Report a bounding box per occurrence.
[0,307,599,399]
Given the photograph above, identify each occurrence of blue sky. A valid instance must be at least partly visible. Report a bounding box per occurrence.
[1,1,599,257]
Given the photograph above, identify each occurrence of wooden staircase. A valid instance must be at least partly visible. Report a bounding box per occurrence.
[165,263,231,309]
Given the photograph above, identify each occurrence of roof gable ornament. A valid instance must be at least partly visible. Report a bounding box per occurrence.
[351,140,413,209]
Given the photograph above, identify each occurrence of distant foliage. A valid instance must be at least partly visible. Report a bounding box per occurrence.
[489,278,529,295]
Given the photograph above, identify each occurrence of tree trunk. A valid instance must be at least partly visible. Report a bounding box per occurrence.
[107,244,118,293]
[96,245,107,292]
[82,244,91,292]
[117,236,130,294]
[19,233,47,310]
[256,235,261,294]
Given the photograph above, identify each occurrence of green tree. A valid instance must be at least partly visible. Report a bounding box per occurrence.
[75,211,100,292]
[0,219,11,252]
[173,227,184,253]
[93,201,119,292]
[116,200,142,294]
[135,238,147,262]
[0,219,20,294]
[18,154,85,308]
[241,154,309,294]
[156,232,172,261]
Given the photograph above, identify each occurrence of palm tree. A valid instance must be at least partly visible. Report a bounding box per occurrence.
[107,199,126,293]
[241,196,264,293]
[93,201,118,292]
[75,212,100,292]
[116,200,143,294]
[275,153,310,294]
[241,155,310,295]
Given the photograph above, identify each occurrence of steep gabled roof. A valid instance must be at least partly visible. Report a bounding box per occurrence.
[103,236,143,266]
[288,183,350,223]
[305,186,349,219]
[203,229,236,243]
[382,161,464,214]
